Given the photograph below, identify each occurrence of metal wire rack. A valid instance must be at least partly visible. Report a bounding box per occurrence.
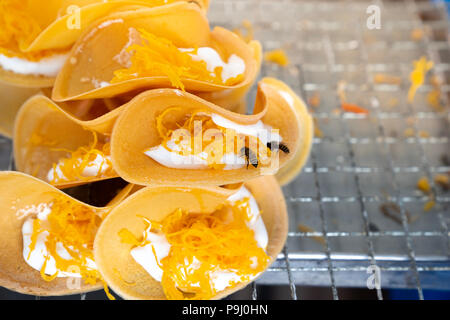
[0,0,449,300]
[208,0,450,300]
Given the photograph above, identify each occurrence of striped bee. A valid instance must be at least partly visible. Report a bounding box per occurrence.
[266,141,290,154]
[240,147,258,169]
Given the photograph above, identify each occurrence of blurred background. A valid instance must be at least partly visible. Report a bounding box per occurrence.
[1,0,450,300]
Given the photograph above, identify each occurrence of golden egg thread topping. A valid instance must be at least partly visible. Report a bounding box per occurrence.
[111,29,244,91]
[120,197,270,300]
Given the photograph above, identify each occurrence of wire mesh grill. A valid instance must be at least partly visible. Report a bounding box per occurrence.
[0,0,450,300]
[208,0,450,300]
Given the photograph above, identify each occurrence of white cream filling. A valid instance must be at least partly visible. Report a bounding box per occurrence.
[211,114,282,146]
[227,186,269,250]
[144,145,247,170]
[0,53,68,77]
[21,204,97,278]
[47,154,111,183]
[179,47,246,82]
[130,233,171,282]
[144,114,281,170]
[131,186,268,291]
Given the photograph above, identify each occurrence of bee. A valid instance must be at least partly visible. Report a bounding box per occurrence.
[267,141,290,154]
[240,147,258,169]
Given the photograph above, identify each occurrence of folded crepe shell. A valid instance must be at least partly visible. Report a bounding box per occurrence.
[14,94,122,189]
[261,78,314,186]
[0,0,134,88]
[0,171,128,296]
[110,79,306,186]
[94,175,288,300]
[105,183,142,207]
[0,68,56,88]
[0,82,40,138]
[51,2,261,111]
[22,0,210,53]
[0,1,206,88]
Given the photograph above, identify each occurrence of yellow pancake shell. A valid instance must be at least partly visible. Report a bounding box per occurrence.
[0,171,123,296]
[51,2,261,111]
[94,175,288,300]
[110,79,307,186]
[0,68,55,89]
[26,0,210,53]
[0,1,208,88]
[14,94,122,189]
[0,81,40,138]
[261,78,314,186]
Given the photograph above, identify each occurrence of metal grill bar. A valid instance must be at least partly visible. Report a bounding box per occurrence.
[311,146,339,299]
[283,246,298,300]
[358,0,423,298]
[340,27,384,299]
[361,3,425,300]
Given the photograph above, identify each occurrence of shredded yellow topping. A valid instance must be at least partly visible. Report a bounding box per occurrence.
[49,131,113,184]
[111,29,244,91]
[124,197,269,300]
[153,108,271,169]
[27,194,106,287]
[0,0,67,61]
[0,0,41,52]
[264,49,290,67]
[408,56,434,103]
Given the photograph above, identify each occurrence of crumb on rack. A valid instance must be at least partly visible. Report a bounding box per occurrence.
[337,80,347,103]
[373,73,402,85]
[337,81,369,114]
[297,224,326,246]
[434,174,449,191]
[423,200,435,212]
[427,75,445,112]
[387,97,399,108]
[417,177,431,194]
[332,108,342,116]
[264,49,290,67]
[404,128,415,137]
[411,28,424,41]
[418,130,430,138]
[427,89,444,112]
[308,92,321,108]
[314,122,323,138]
[380,202,413,224]
[341,102,369,114]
